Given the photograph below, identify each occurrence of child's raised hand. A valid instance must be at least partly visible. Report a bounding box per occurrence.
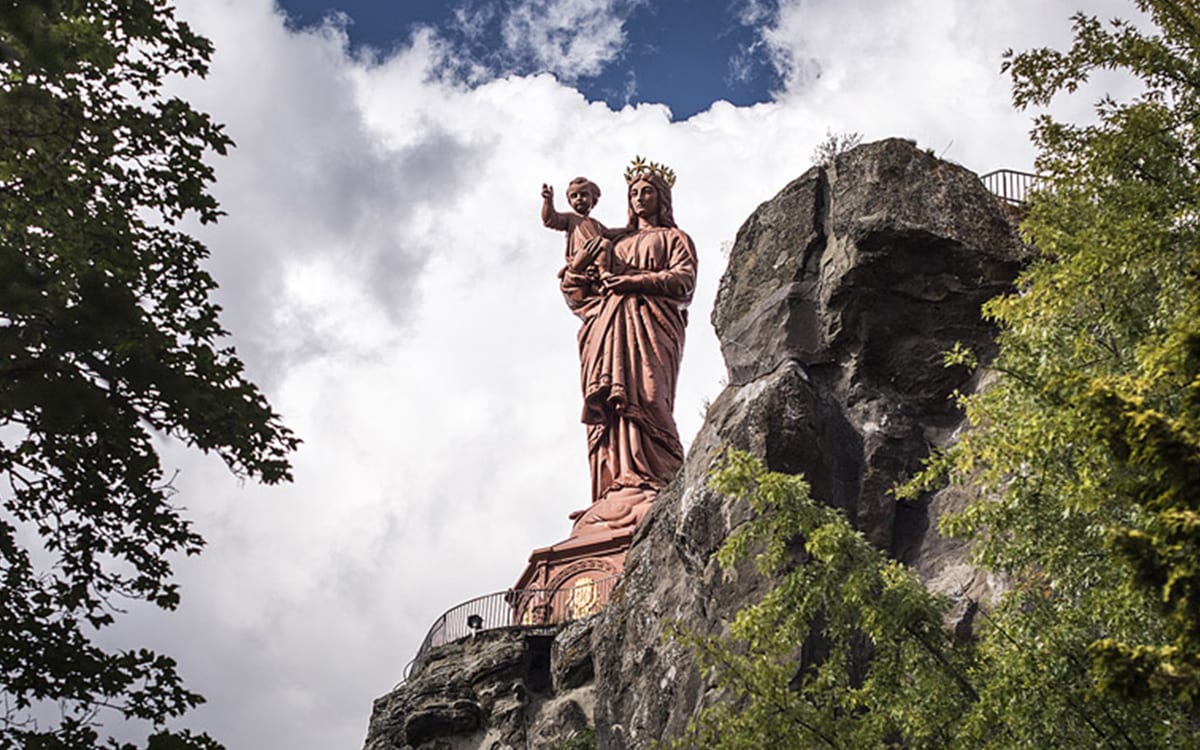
[541,183,553,200]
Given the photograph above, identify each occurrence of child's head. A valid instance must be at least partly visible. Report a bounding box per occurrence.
[566,177,601,216]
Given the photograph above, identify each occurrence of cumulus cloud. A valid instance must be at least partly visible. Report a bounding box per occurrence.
[499,0,642,80]
[93,0,1154,748]
[166,7,483,386]
[416,0,644,85]
[451,2,498,40]
[744,0,1145,142]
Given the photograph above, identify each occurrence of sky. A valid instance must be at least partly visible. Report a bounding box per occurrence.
[97,0,1143,748]
[274,0,782,118]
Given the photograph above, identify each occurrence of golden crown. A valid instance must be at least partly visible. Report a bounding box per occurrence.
[624,155,676,188]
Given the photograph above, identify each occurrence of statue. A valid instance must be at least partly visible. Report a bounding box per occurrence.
[541,176,611,279]
[544,158,697,535]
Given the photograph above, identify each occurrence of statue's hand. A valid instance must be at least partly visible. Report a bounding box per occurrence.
[541,183,553,200]
[569,236,608,273]
[582,236,607,260]
[602,274,643,294]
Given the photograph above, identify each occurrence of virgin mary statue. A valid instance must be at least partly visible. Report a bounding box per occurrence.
[558,159,697,534]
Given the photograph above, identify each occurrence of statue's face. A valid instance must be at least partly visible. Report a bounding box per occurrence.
[567,186,595,215]
[630,179,658,221]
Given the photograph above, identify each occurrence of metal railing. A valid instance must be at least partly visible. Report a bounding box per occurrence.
[979,169,1042,206]
[403,574,620,680]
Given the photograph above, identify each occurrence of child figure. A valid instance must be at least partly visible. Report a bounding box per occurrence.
[541,176,612,278]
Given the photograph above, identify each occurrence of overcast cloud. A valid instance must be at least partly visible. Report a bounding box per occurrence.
[96,1,1145,747]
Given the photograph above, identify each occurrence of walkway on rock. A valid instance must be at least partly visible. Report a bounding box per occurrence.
[403,574,619,681]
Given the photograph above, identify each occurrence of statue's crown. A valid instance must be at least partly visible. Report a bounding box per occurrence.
[624,155,676,188]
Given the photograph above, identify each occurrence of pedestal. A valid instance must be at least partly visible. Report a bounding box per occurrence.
[509,526,632,626]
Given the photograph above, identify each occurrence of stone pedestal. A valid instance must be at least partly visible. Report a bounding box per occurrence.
[510,526,631,625]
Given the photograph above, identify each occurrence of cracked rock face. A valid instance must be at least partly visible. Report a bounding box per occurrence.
[363,625,597,750]
[591,138,1023,749]
[363,630,533,750]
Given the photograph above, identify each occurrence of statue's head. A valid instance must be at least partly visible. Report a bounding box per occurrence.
[624,157,676,229]
[566,177,600,216]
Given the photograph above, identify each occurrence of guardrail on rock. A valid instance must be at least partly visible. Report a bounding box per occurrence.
[403,574,619,680]
[980,169,1041,206]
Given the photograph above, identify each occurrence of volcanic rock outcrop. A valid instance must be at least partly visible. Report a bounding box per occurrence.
[364,623,598,750]
[592,137,1023,748]
[362,138,1025,750]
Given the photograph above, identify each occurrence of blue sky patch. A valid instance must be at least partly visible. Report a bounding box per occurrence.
[276,0,782,119]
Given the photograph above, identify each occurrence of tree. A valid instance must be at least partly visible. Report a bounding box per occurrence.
[665,452,976,750]
[0,2,298,747]
[940,0,1200,706]
[670,453,1193,749]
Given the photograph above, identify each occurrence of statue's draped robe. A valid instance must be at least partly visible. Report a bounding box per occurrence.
[542,210,605,269]
[560,226,697,518]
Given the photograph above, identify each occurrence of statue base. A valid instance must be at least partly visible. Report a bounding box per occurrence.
[510,526,632,626]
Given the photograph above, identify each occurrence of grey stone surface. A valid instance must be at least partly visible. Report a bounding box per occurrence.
[362,629,533,750]
[713,138,1023,551]
[552,618,596,692]
[527,695,593,748]
[592,139,1023,749]
[363,623,600,750]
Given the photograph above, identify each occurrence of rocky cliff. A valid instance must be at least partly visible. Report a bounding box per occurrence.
[362,138,1025,750]
[364,623,597,750]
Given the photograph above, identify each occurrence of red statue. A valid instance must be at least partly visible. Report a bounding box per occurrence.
[513,159,695,619]
[540,176,610,278]
[547,159,697,535]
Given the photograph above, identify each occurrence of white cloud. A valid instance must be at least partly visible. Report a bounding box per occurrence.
[741,0,1146,167]
[452,2,498,40]
[734,0,777,27]
[81,0,1157,748]
[500,0,642,80]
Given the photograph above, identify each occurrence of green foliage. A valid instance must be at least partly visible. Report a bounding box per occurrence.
[664,451,976,750]
[0,2,298,748]
[810,129,864,168]
[668,3,1200,746]
[673,453,1194,748]
[940,0,1200,707]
